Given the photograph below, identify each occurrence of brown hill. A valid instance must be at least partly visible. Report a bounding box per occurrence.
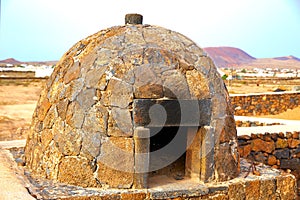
[204,47,300,69]
[204,47,255,68]
[0,58,57,66]
[0,58,22,65]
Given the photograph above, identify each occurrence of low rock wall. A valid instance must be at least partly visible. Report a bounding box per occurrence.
[238,131,300,191]
[231,91,300,116]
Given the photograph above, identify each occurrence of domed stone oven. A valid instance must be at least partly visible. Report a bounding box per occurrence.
[25,14,239,189]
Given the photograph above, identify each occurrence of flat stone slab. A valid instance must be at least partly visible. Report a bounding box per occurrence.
[133,99,211,127]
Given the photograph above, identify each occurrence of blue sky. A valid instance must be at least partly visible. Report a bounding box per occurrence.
[0,0,300,61]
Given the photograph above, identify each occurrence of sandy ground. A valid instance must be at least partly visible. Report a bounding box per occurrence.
[260,106,300,120]
[0,85,42,140]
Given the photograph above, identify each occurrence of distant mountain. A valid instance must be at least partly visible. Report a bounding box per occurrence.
[0,58,57,66]
[203,47,256,68]
[203,47,300,69]
[0,58,22,65]
[273,56,300,62]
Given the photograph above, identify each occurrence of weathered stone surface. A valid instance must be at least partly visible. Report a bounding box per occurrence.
[97,137,134,188]
[275,138,288,149]
[238,144,251,158]
[228,182,245,200]
[276,174,296,199]
[41,140,63,179]
[252,138,275,153]
[108,107,133,137]
[133,65,163,98]
[280,158,300,170]
[83,105,108,135]
[43,105,58,129]
[64,61,80,84]
[66,101,85,129]
[274,148,290,159]
[54,125,82,156]
[58,157,98,187]
[65,78,85,101]
[109,79,133,108]
[245,179,260,200]
[81,131,101,158]
[288,138,300,148]
[186,127,202,179]
[85,67,107,88]
[186,69,210,99]
[56,99,69,120]
[77,88,96,111]
[162,70,191,99]
[267,155,277,165]
[37,98,51,121]
[219,115,237,143]
[215,142,239,181]
[253,152,267,164]
[260,179,276,199]
[40,129,53,151]
[133,127,150,188]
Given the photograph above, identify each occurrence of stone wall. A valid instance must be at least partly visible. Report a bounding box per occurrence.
[238,131,300,190]
[231,91,300,116]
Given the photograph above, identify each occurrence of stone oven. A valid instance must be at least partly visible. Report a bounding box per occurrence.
[25,14,239,189]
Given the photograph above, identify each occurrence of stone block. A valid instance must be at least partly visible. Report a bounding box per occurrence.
[186,127,201,179]
[276,174,296,200]
[275,138,288,149]
[252,138,274,153]
[288,138,300,148]
[97,137,134,188]
[259,179,276,200]
[133,65,163,99]
[76,88,96,111]
[54,125,82,156]
[58,156,98,187]
[56,99,69,120]
[108,107,133,137]
[85,67,107,88]
[63,61,80,84]
[109,79,133,108]
[133,99,211,127]
[228,182,245,200]
[280,158,300,170]
[162,70,191,99]
[66,101,85,129]
[238,144,251,158]
[134,127,150,189]
[274,148,290,159]
[253,152,267,164]
[215,142,239,181]
[245,179,260,200]
[83,105,108,135]
[37,98,51,121]
[267,155,277,166]
[186,69,210,99]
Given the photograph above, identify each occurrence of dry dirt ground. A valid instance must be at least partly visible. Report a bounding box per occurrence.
[0,80,44,140]
[0,78,299,141]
